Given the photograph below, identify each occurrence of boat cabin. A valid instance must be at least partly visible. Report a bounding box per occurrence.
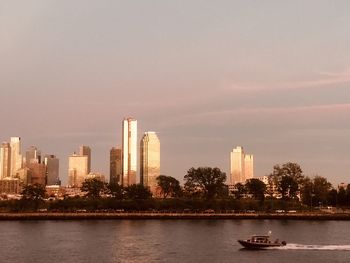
[249,235,270,243]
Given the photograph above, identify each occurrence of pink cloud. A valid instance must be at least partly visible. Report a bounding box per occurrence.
[160,103,350,127]
[224,68,350,91]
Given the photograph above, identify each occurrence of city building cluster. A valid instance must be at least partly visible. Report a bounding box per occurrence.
[0,137,60,197]
[0,117,161,198]
[1,117,260,199]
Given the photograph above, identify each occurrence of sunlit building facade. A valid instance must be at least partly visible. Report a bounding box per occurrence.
[244,154,254,180]
[0,142,11,179]
[68,153,88,187]
[0,178,20,194]
[10,137,22,177]
[230,146,245,184]
[122,118,137,186]
[230,146,254,184]
[140,132,160,194]
[110,147,122,185]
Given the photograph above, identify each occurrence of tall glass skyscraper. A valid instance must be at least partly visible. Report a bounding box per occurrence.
[140,132,160,194]
[230,146,254,184]
[122,118,137,186]
[0,142,11,179]
[10,137,22,177]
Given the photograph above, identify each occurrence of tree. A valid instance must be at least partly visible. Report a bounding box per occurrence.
[233,183,246,199]
[269,162,304,199]
[301,176,332,207]
[338,186,347,206]
[156,175,182,198]
[184,167,226,199]
[245,179,266,201]
[21,184,46,200]
[279,176,299,200]
[125,184,152,200]
[107,182,124,199]
[327,189,338,207]
[81,178,107,199]
[312,176,332,206]
[301,176,313,206]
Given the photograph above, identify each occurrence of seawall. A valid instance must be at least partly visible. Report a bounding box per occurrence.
[1,212,350,220]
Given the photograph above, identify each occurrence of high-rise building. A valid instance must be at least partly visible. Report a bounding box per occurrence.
[0,142,11,179]
[244,154,254,180]
[110,147,122,185]
[122,118,137,186]
[68,153,88,187]
[28,162,46,186]
[25,146,41,165]
[230,146,254,184]
[10,137,22,177]
[79,146,91,174]
[44,155,60,185]
[140,132,160,194]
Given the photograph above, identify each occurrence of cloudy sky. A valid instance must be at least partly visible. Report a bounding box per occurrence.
[1,0,350,185]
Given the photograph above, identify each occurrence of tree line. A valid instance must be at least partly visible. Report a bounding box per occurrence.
[1,162,350,212]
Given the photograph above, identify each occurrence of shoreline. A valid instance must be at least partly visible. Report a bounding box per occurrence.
[1,212,350,220]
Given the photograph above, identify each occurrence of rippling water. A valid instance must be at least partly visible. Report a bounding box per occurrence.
[0,219,350,263]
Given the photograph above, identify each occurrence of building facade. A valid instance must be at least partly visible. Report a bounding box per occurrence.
[79,146,91,174]
[10,137,22,177]
[122,118,137,186]
[25,146,41,166]
[44,155,60,185]
[27,162,46,186]
[0,178,20,194]
[110,147,122,185]
[0,142,11,179]
[140,132,160,194]
[230,146,254,184]
[244,154,254,180]
[68,153,88,187]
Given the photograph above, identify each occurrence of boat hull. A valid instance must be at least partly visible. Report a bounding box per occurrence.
[238,240,286,249]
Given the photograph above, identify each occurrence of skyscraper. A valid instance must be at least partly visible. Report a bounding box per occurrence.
[110,147,122,185]
[230,146,254,184]
[79,146,91,174]
[25,146,41,165]
[122,118,137,186]
[68,153,88,188]
[244,154,254,180]
[140,132,160,194]
[44,155,60,185]
[0,142,11,179]
[10,137,22,177]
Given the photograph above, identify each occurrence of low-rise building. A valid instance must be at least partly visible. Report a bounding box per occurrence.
[0,178,20,194]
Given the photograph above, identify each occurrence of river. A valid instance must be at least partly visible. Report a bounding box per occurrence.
[0,220,349,262]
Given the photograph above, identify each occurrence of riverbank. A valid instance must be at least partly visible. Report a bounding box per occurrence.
[1,212,350,220]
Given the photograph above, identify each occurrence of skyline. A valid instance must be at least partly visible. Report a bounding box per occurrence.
[1,1,350,185]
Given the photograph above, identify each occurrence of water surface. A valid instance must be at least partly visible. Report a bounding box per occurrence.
[0,220,349,263]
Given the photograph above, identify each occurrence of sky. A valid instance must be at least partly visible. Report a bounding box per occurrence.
[1,0,350,185]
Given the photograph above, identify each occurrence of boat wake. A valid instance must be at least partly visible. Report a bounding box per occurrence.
[268,243,350,251]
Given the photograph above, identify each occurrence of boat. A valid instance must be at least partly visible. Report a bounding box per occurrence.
[238,232,287,249]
